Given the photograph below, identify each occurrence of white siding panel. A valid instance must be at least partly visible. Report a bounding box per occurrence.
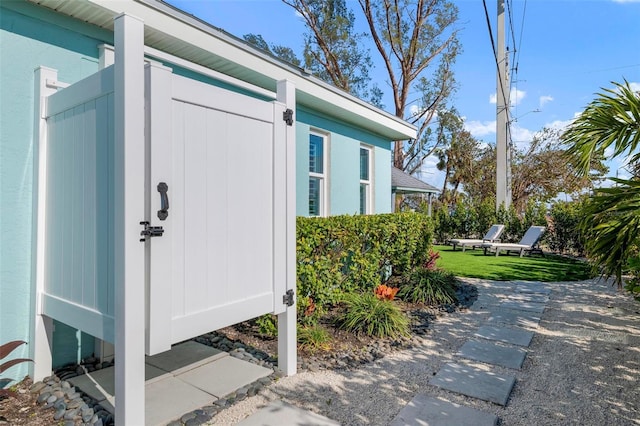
[170,100,186,318]
[42,68,114,334]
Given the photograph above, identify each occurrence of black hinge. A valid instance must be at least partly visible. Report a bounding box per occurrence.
[283,109,294,126]
[140,221,164,242]
[283,289,295,306]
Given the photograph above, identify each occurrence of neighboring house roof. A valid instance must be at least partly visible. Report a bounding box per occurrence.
[391,167,439,194]
[26,0,417,141]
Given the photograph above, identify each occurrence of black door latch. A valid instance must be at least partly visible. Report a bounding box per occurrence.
[140,221,164,242]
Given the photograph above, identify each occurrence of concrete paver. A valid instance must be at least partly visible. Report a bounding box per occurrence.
[146,376,215,426]
[430,362,516,406]
[499,300,546,313]
[389,394,498,426]
[458,340,527,369]
[515,284,551,295]
[145,340,227,375]
[236,401,339,426]
[176,356,272,398]
[474,325,534,347]
[487,310,541,328]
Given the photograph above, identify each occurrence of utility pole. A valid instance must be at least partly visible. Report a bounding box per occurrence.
[496,0,511,210]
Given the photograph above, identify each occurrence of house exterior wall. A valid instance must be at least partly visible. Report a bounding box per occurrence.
[295,107,392,217]
[0,2,112,380]
[0,0,394,384]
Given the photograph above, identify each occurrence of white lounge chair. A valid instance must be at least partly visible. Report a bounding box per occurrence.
[449,224,505,252]
[481,226,546,257]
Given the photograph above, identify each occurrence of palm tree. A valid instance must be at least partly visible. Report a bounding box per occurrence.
[563,81,640,286]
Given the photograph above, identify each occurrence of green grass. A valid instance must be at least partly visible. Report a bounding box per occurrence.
[434,245,594,282]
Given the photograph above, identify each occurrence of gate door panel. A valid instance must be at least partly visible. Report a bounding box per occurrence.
[147,68,283,354]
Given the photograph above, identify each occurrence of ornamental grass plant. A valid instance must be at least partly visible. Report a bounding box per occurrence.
[339,292,409,338]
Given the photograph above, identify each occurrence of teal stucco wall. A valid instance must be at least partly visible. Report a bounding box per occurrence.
[296,107,392,216]
[0,2,112,382]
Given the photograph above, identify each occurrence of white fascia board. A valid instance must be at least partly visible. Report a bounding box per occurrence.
[84,0,416,140]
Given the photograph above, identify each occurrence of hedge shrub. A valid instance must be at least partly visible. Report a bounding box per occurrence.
[296,213,433,320]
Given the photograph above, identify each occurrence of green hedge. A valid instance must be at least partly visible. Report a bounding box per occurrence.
[296,213,433,319]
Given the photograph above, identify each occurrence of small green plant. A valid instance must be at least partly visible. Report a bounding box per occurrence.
[398,267,458,305]
[339,292,409,338]
[297,325,332,352]
[255,314,277,337]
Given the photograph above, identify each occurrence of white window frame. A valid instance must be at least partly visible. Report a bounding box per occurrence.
[360,145,373,215]
[309,131,329,217]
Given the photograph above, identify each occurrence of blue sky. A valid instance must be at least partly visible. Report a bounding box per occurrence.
[167,0,640,188]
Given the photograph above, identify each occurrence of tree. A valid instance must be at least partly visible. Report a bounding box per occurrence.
[359,0,460,171]
[243,33,302,66]
[563,81,640,286]
[282,0,379,103]
[283,0,461,172]
[435,110,480,204]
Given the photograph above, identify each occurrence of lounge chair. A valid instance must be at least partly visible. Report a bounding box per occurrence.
[481,226,546,257]
[449,224,505,252]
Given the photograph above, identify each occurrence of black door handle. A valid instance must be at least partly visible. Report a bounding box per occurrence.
[157,182,169,220]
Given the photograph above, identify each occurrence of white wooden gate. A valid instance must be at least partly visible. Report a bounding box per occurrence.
[37,62,292,356]
[145,64,289,354]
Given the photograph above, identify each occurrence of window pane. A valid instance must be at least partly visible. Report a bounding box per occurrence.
[309,177,321,216]
[310,134,324,173]
[360,183,368,215]
[360,147,369,181]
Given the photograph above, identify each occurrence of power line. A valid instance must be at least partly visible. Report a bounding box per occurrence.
[482,0,510,123]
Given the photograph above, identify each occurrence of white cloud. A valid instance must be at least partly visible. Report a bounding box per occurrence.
[629,82,640,92]
[511,89,526,106]
[539,95,554,108]
[489,89,526,106]
[510,124,536,148]
[546,118,574,131]
[612,0,640,3]
[464,120,496,137]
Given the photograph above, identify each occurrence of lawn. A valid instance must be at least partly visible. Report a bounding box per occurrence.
[433,244,594,282]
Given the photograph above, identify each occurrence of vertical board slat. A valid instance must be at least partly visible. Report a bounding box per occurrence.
[107,92,115,318]
[171,100,185,317]
[95,95,109,315]
[61,109,73,301]
[83,100,97,309]
[204,108,229,306]
[71,105,85,305]
[183,103,208,313]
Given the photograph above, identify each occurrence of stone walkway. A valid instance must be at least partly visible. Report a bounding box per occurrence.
[234,281,549,426]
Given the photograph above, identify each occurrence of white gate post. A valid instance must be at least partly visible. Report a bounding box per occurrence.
[31,66,58,381]
[114,13,146,426]
[276,80,297,376]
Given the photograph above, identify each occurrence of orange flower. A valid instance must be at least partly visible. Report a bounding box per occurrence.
[374,284,399,301]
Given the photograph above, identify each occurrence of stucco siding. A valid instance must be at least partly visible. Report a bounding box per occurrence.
[296,107,392,217]
[0,4,107,379]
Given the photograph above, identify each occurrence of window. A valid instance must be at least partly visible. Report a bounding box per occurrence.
[360,146,372,214]
[309,133,327,216]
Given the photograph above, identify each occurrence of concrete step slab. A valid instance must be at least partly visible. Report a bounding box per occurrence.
[487,310,541,328]
[237,401,339,426]
[474,325,534,347]
[146,376,215,426]
[458,340,527,369]
[430,362,516,406]
[390,394,498,426]
[515,284,551,295]
[499,300,546,313]
[176,356,272,398]
[145,340,227,375]
[507,293,549,303]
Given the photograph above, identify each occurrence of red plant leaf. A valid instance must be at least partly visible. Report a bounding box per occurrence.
[0,341,26,360]
[0,358,33,374]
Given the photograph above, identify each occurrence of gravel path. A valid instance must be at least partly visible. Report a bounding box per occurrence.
[207,278,640,425]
